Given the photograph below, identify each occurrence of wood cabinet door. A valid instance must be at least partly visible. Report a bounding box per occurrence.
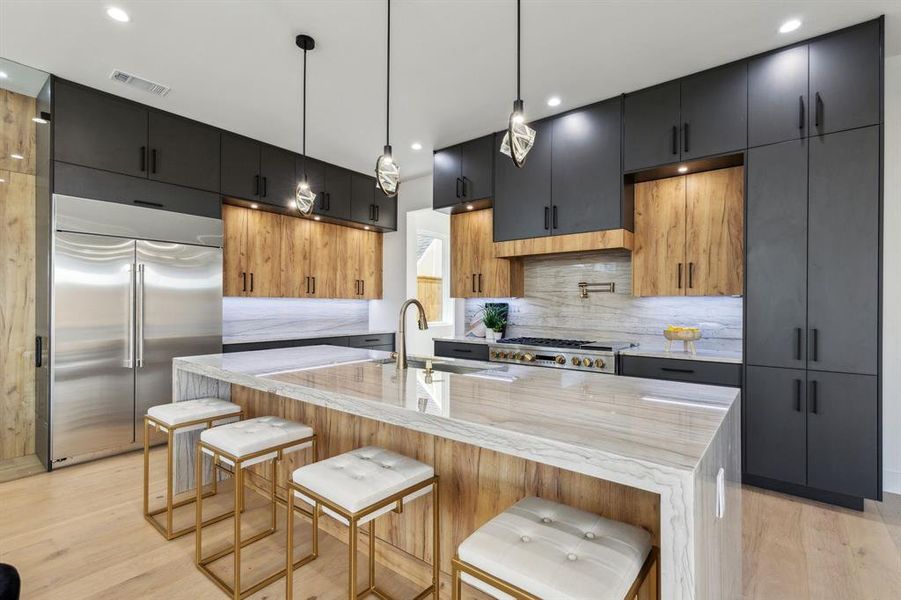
[745,140,808,369]
[450,210,482,298]
[280,215,313,298]
[433,146,462,209]
[148,110,220,192]
[459,135,494,202]
[744,366,807,486]
[623,82,681,172]
[222,204,249,296]
[260,145,297,210]
[807,126,879,375]
[53,80,149,178]
[551,98,623,235]
[477,209,521,298]
[632,176,686,297]
[493,121,553,242]
[244,209,283,297]
[747,45,809,148]
[685,166,744,296]
[680,62,748,160]
[358,229,383,299]
[305,221,338,298]
[335,226,362,299]
[220,133,261,201]
[806,372,878,499]
[809,21,881,136]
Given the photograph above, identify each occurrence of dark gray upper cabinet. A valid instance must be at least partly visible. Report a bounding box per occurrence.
[745,366,807,486]
[680,62,748,160]
[302,158,347,220]
[147,111,220,192]
[371,187,397,231]
[433,146,462,209]
[54,80,148,178]
[493,120,553,242]
[748,45,809,148]
[220,133,261,201]
[623,82,681,172]
[260,145,296,209]
[746,140,808,369]
[350,174,395,230]
[325,164,353,220]
[433,134,494,209]
[807,126,879,375]
[809,21,881,136]
[806,372,878,498]
[551,98,622,235]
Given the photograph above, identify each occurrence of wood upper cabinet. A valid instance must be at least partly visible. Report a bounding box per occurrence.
[451,208,522,298]
[222,204,249,296]
[222,204,281,296]
[338,228,383,299]
[281,218,338,298]
[633,166,743,297]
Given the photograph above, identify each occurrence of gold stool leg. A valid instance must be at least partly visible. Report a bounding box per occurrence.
[234,464,243,600]
[312,501,319,558]
[195,444,203,566]
[286,483,295,600]
[348,518,358,600]
[368,521,376,592]
[451,560,461,600]
[166,428,174,537]
[433,480,440,599]
[142,418,150,519]
[271,458,278,532]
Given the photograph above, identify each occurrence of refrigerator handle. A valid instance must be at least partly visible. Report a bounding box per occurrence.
[136,263,145,368]
[125,264,135,368]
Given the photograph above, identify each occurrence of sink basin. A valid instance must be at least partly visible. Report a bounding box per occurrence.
[372,357,499,375]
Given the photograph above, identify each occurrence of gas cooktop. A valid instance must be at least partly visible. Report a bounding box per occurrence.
[496,337,636,352]
[490,337,637,374]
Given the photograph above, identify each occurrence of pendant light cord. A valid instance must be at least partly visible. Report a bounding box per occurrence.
[302,46,308,178]
[386,0,391,146]
[516,0,521,102]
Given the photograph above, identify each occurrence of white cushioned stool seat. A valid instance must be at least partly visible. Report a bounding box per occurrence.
[200,416,313,468]
[458,496,652,600]
[292,446,434,525]
[146,398,241,431]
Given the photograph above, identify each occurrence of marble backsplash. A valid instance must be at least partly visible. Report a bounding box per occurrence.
[465,251,743,353]
[223,297,369,343]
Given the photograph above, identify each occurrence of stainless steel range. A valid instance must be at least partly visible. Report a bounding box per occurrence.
[488,337,636,374]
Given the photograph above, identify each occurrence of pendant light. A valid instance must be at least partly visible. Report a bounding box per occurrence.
[499,0,535,168]
[295,34,316,214]
[375,0,399,197]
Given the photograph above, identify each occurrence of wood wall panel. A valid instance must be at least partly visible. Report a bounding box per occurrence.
[417,276,443,321]
[0,90,36,175]
[230,385,661,590]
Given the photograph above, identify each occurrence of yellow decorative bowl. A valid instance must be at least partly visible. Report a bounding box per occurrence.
[663,327,702,342]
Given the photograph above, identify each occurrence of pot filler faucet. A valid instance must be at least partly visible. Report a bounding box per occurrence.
[396,298,429,369]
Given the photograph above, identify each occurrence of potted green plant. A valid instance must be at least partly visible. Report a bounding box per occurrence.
[479,304,507,342]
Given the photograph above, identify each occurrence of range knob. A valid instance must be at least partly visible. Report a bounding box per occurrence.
[490,350,498,359]
[571,357,581,366]
[594,358,606,369]
[512,352,522,360]
[523,353,534,362]
[555,355,566,365]
[582,357,592,367]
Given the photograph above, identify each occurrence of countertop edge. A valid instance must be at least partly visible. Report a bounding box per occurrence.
[223,330,396,346]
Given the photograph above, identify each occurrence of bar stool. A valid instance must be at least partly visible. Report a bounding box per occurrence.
[451,497,657,600]
[195,416,316,600]
[143,398,244,540]
[285,446,439,600]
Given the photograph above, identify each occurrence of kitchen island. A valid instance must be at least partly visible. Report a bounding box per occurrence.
[172,346,740,599]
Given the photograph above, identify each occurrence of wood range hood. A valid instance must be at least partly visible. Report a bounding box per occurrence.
[493,228,633,258]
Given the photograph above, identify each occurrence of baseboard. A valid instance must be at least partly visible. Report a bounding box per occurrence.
[743,474,865,510]
[883,469,901,495]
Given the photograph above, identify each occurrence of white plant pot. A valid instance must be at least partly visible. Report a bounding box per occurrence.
[486,329,501,342]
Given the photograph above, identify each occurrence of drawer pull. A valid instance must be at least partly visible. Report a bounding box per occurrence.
[661,367,695,374]
[452,348,473,353]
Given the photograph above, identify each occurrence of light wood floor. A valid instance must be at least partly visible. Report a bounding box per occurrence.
[0,450,899,599]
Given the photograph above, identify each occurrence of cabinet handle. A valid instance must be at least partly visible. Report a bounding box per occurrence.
[140,146,147,172]
[242,271,247,292]
[671,126,678,155]
[262,176,268,197]
[810,328,818,362]
[311,276,315,294]
[254,175,260,196]
[462,177,470,199]
[151,148,157,174]
[325,192,331,211]
[795,328,803,361]
[683,122,690,153]
[249,272,254,292]
[552,205,558,229]
[544,206,550,230]
[688,262,694,288]
[661,367,695,374]
[677,263,683,289]
[471,273,476,293]
[369,204,374,221]
[452,348,473,354]
[361,279,365,295]
[794,379,802,412]
[456,178,463,198]
[798,96,805,130]
[375,204,380,222]
[814,92,822,128]
[809,380,818,414]
[478,273,482,293]
[305,276,310,294]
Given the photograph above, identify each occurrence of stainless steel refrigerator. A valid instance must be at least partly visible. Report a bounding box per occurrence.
[49,195,222,467]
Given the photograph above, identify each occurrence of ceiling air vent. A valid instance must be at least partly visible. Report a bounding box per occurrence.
[109,70,171,96]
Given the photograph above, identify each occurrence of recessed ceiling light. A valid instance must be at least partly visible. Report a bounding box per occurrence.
[466,204,474,210]
[547,96,562,107]
[0,71,7,79]
[32,117,49,124]
[106,7,130,22]
[677,165,688,173]
[250,203,259,209]
[411,142,422,151]
[779,19,801,34]
[10,153,24,160]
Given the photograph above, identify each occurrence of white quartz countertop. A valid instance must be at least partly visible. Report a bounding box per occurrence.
[174,345,738,474]
[223,329,395,345]
[620,347,743,364]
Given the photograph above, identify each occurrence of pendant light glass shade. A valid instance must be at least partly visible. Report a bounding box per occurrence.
[376,144,399,197]
[295,177,315,214]
[295,34,316,215]
[500,100,535,167]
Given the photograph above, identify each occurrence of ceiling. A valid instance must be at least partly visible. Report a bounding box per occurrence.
[1,1,899,180]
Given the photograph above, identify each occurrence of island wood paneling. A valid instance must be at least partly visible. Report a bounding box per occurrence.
[229,384,661,597]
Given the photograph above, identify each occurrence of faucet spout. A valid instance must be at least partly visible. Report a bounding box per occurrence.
[396,298,429,370]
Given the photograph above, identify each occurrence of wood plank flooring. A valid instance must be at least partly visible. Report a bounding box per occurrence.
[1,450,899,599]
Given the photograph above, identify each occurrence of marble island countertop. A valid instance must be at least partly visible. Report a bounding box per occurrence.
[175,345,737,473]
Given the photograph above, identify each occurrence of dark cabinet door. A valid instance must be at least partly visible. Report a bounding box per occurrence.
[147,111,220,192]
[746,140,808,369]
[260,145,297,209]
[325,164,353,220]
[808,126,879,375]
[493,121,553,242]
[551,98,622,235]
[623,82,680,172]
[459,135,494,202]
[371,187,397,231]
[299,157,331,217]
[748,46,808,147]
[220,133,261,201]
[53,81,148,178]
[433,146,462,209]
[809,21,881,135]
[680,62,748,160]
[807,372,878,498]
[350,173,376,224]
[744,366,808,486]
